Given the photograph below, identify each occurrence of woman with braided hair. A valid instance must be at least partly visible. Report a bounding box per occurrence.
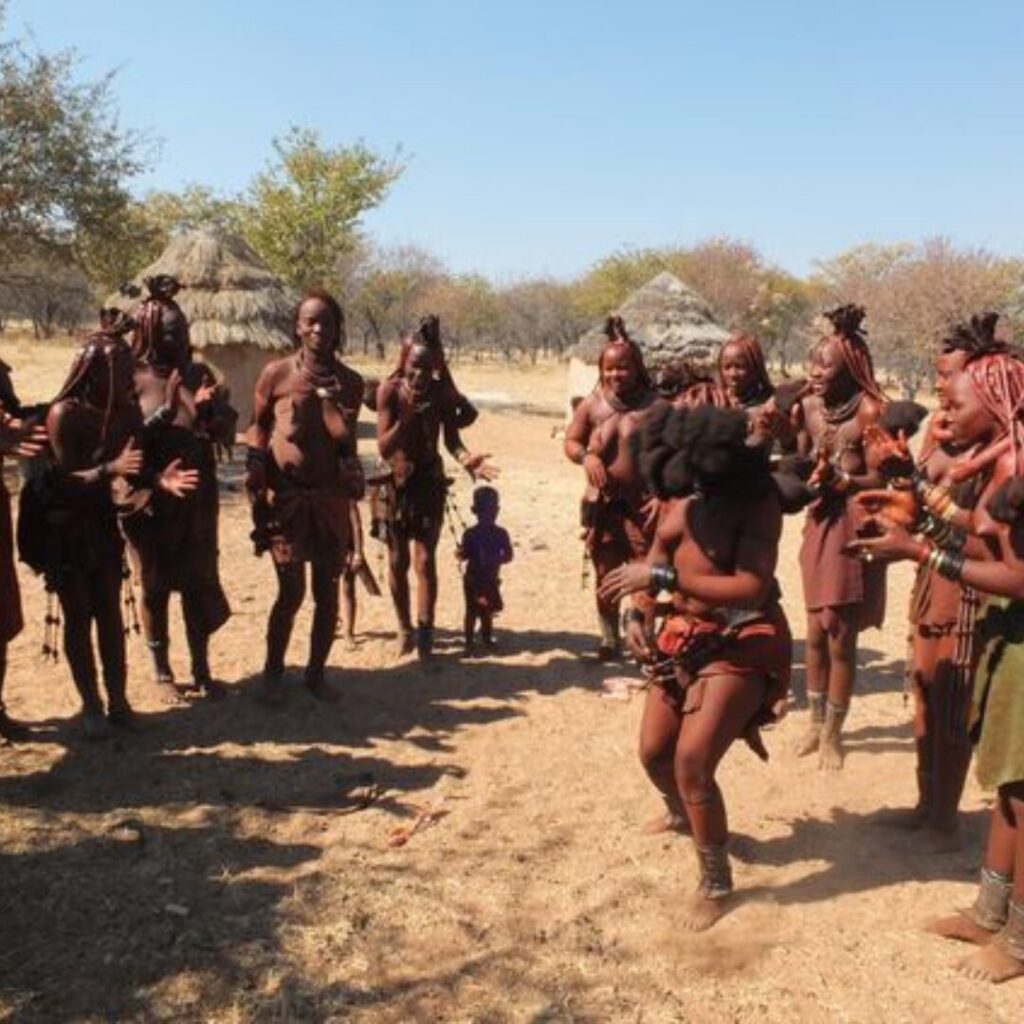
[376,330,497,664]
[716,331,800,453]
[37,314,197,738]
[876,314,1006,842]
[125,276,237,699]
[564,316,657,659]
[384,315,478,429]
[850,346,1024,983]
[717,332,773,409]
[599,403,791,930]
[793,304,887,770]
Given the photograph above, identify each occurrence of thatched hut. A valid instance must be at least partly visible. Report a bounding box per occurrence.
[566,271,731,414]
[110,228,296,427]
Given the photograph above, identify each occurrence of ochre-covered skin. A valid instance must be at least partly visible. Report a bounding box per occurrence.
[246,293,364,701]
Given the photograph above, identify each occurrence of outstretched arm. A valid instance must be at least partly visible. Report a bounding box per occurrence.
[442,400,498,481]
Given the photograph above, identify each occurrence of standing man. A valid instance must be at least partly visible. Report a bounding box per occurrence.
[246,289,364,704]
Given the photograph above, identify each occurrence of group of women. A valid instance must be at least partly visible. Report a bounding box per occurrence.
[2,286,1024,981]
[0,284,495,735]
[566,306,1024,979]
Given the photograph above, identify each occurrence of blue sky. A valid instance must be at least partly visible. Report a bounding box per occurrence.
[8,1,1024,280]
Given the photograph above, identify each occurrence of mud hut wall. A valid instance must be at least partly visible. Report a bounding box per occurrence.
[199,342,273,431]
[565,356,599,419]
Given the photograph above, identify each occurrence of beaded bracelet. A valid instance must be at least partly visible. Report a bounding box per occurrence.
[648,564,678,595]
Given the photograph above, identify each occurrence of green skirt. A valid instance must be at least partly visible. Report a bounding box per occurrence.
[970,596,1024,790]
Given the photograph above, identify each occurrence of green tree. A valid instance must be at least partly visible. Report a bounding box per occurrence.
[78,185,246,291]
[572,247,670,318]
[241,127,404,290]
[0,8,148,266]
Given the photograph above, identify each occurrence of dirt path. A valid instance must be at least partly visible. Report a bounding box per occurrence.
[0,350,1017,1022]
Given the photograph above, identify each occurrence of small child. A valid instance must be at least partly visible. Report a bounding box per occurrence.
[458,486,513,654]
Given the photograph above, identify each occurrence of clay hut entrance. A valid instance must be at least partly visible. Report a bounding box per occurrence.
[565,271,730,415]
[111,228,296,427]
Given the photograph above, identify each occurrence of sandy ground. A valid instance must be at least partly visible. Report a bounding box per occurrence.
[0,342,1018,1022]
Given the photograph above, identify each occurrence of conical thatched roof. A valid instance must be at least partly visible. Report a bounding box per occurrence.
[573,271,730,367]
[109,228,296,351]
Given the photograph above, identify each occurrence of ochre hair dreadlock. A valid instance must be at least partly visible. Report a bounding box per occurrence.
[964,352,1024,472]
[718,332,773,406]
[822,304,885,403]
[597,316,652,393]
[941,312,1007,361]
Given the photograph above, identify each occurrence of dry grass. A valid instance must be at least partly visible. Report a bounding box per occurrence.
[107,228,296,352]
[0,341,1017,1022]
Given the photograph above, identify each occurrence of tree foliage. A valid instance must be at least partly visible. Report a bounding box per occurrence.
[0,9,148,267]
[812,238,1024,394]
[240,127,404,290]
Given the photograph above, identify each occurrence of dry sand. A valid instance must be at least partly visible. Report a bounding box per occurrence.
[0,342,1017,1022]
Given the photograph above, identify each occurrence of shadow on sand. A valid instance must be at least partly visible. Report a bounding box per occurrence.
[0,624,626,1020]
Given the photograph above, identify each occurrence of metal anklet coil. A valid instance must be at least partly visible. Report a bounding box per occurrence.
[695,843,733,900]
[966,866,1012,932]
[994,900,1024,961]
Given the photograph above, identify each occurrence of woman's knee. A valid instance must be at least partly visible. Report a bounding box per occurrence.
[412,543,436,578]
[639,733,674,776]
[828,617,859,660]
[674,744,713,799]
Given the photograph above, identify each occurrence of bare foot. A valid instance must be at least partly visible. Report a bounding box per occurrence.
[107,702,144,731]
[793,720,821,757]
[343,636,358,653]
[642,811,691,836]
[925,912,997,946]
[680,891,730,932]
[153,679,188,706]
[395,631,414,658]
[596,643,619,663]
[956,943,1024,983]
[818,730,845,771]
